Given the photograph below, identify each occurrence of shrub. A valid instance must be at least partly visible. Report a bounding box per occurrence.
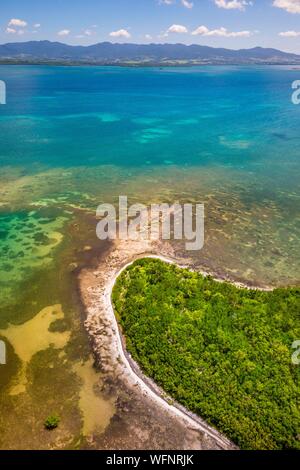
[44,414,60,430]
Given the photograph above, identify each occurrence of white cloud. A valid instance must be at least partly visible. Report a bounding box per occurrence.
[76,28,95,39]
[58,29,71,36]
[159,0,193,6]
[8,18,27,27]
[192,25,252,37]
[279,30,300,36]
[145,34,153,40]
[181,0,194,8]
[34,23,41,28]
[273,0,300,13]
[109,29,131,38]
[165,24,189,35]
[215,0,252,10]
[6,27,16,34]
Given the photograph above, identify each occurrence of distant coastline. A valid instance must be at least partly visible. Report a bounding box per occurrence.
[2,60,300,67]
[1,40,300,66]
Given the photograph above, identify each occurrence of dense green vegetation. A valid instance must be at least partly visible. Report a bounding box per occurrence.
[44,415,60,430]
[112,259,300,450]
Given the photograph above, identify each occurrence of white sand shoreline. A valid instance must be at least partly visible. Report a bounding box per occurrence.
[105,254,236,449]
[81,217,280,448]
[80,226,278,449]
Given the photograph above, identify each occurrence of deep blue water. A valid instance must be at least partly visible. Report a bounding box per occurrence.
[0,65,299,182]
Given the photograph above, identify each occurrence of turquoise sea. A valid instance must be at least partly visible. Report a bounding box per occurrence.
[1,65,300,171]
[0,65,299,448]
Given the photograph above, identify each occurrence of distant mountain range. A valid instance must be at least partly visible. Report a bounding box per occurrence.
[0,41,300,65]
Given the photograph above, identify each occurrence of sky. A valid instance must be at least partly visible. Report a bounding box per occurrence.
[1,0,300,53]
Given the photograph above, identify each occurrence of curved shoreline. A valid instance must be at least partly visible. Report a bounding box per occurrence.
[81,229,279,449]
[80,237,249,449]
[105,254,236,450]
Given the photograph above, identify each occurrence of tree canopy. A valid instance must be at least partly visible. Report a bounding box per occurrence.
[112,258,300,450]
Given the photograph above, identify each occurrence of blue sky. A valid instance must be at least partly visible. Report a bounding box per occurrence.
[1,0,300,53]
